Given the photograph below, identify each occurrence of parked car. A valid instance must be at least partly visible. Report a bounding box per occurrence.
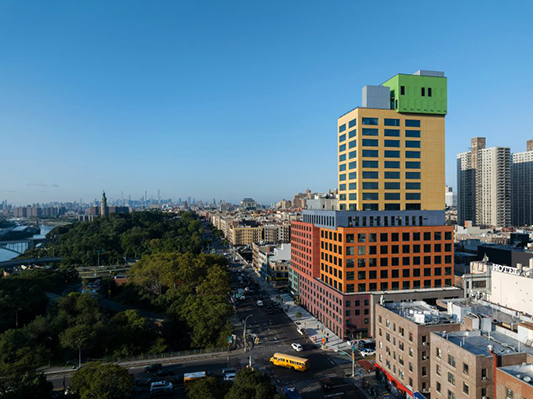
[291,343,303,352]
[144,363,163,373]
[223,372,236,382]
[360,348,376,357]
[296,328,305,336]
[222,367,237,377]
[319,377,333,391]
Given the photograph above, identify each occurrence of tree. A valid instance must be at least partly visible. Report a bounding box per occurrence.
[70,362,134,399]
[59,324,97,367]
[295,312,302,320]
[186,376,228,399]
[0,371,53,399]
[225,368,280,399]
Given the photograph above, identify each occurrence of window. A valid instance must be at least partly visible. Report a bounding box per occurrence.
[385,161,400,168]
[385,171,400,179]
[406,130,420,137]
[339,124,346,132]
[384,140,400,147]
[405,151,420,158]
[448,354,456,368]
[385,182,400,189]
[363,171,379,179]
[463,363,469,375]
[405,141,420,148]
[349,140,357,148]
[405,161,420,169]
[463,383,469,395]
[362,160,378,168]
[436,364,442,375]
[349,150,356,159]
[422,366,427,377]
[339,154,346,162]
[363,182,379,189]
[339,134,346,142]
[447,372,455,386]
[363,150,379,158]
[363,139,379,147]
[405,120,420,127]
[339,164,346,172]
[421,87,425,96]
[506,388,514,399]
[363,193,379,201]
[349,118,356,128]
[448,390,455,399]
[406,172,421,179]
[362,117,378,125]
[349,129,356,138]
[384,129,400,137]
[385,193,400,200]
[362,128,378,136]
[428,88,432,97]
[436,347,442,358]
[339,144,346,152]
[339,184,346,191]
[384,118,400,126]
[406,193,421,200]
[385,150,400,158]
[400,86,405,95]
[349,183,357,190]
[436,382,441,393]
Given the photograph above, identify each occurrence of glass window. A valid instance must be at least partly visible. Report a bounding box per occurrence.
[406,130,420,138]
[406,193,421,200]
[363,203,378,210]
[349,193,356,200]
[406,182,421,190]
[405,161,420,169]
[363,182,379,189]
[385,161,400,168]
[339,134,346,142]
[385,193,400,200]
[384,129,400,137]
[349,162,357,170]
[363,139,379,147]
[400,86,405,95]
[385,182,400,189]
[385,150,400,158]
[363,160,378,168]
[363,150,379,158]
[339,124,347,132]
[405,151,420,158]
[362,128,378,136]
[405,120,421,127]
[349,129,357,138]
[406,172,421,179]
[385,171,400,179]
[349,183,357,190]
[363,193,379,200]
[349,171,357,179]
[339,174,346,181]
[339,144,346,152]
[339,154,346,162]
[339,184,346,191]
[348,119,356,128]
[384,118,400,126]
[406,141,420,148]
[349,140,357,148]
[349,150,357,159]
[363,171,379,179]
[362,117,378,125]
[384,140,400,147]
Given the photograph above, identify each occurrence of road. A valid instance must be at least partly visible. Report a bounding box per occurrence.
[48,238,372,398]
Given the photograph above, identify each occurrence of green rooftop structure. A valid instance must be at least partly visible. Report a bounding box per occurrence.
[382,70,447,115]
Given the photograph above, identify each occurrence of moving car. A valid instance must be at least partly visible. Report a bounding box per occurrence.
[144,363,163,373]
[149,381,173,397]
[291,343,303,352]
[155,368,174,377]
[296,328,305,335]
[360,348,376,357]
[319,377,333,391]
[283,386,302,399]
[223,372,236,381]
[222,367,237,377]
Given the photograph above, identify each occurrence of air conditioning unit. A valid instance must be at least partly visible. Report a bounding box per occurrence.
[422,388,430,393]
[422,342,428,346]
[422,356,428,360]
[482,396,487,399]
[482,376,487,381]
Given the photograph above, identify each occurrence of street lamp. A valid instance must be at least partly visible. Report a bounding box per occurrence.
[96,249,105,267]
[243,315,253,352]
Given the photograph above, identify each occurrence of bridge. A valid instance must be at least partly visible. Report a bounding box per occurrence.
[0,237,46,255]
[0,257,62,269]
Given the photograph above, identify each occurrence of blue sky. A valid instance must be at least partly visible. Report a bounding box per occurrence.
[1,1,532,205]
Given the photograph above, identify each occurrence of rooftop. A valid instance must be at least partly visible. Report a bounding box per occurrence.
[384,301,455,326]
[500,364,533,385]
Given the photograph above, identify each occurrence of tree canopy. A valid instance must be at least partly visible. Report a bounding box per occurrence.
[225,368,280,399]
[70,362,134,399]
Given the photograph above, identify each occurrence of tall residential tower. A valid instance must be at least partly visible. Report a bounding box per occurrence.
[291,71,454,340]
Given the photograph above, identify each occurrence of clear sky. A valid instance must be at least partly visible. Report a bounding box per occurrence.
[2,1,533,206]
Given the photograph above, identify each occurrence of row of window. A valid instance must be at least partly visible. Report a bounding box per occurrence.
[325,267,453,281]
[399,85,434,98]
[340,171,421,180]
[339,279,453,293]
[340,182,421,191]
[339,128,421,143]
[322,230,452,242]
[340,161,421,171]
[339,193,421,201]
[340,139,420,151]
[339,118,420,132]
[337,256,453,268]
[339,150,421,162]
[339,203,422,211]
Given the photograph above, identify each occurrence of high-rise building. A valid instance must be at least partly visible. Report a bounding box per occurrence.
[457,138,511,227]
[512,139,533,226]
[291,70,454,339]
[100,191,108,217]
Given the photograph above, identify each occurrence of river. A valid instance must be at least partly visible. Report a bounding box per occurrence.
[0,224,55,262]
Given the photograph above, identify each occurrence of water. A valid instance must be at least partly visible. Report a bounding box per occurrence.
[0,224,55,262]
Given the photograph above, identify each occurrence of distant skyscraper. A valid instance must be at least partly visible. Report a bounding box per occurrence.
[512,139,533,226]
[100,191,108,217]
[457,138,511,227]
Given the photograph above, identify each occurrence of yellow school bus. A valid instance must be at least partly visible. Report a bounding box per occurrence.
[184,371,207,386]
[269,353,310,371]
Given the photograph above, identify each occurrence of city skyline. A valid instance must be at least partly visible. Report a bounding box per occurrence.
[3,2,533,204]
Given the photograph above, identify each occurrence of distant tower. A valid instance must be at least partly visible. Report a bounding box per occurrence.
[100,191,108,217]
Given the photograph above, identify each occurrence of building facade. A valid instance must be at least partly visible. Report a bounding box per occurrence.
[512,140,533,226]
[291,70,454,339]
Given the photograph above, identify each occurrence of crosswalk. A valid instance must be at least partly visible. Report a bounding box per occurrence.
[249,344,292,354]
